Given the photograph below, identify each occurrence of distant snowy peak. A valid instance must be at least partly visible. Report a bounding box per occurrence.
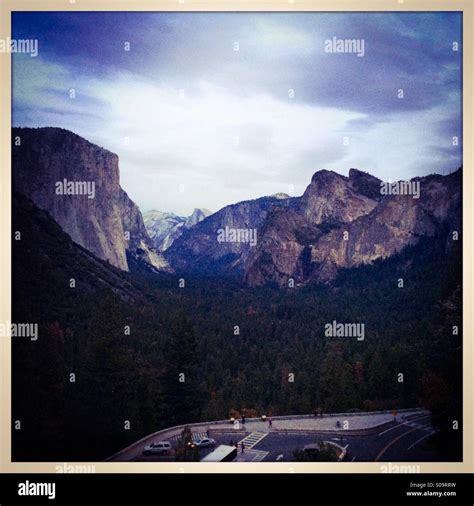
[185,208,213,228]
[144,208,212,251]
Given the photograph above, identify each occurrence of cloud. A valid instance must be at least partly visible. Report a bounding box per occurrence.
[85,73,363,213]
[12,12,462,215]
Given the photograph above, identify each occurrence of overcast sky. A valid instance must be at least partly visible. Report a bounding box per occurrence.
[13,12,462,216]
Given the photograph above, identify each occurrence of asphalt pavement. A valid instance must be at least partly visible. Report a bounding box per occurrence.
[129,413,437,463]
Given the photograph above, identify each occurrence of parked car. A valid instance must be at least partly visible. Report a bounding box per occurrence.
[142,441,171,456]
[193,437,216,449]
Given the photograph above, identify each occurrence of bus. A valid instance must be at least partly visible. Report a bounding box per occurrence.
[200,445,237,462]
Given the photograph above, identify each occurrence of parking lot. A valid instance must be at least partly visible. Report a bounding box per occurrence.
[131,414,435,462]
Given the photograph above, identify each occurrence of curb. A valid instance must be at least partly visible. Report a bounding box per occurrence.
[105,408,430,462]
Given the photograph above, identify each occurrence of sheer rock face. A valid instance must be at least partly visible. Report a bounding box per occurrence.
[13,191,148,304]
[245,170,461,286]
[12,127,170,272]
[243,207,307,287]
[299,169,379,225]
[164,195,296,274]
[308,172,461,282]
[244,169,381,286]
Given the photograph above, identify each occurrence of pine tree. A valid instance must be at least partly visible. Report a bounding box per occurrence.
[161,312,203,427]
[174,426,200,461]
[78,295,143,458]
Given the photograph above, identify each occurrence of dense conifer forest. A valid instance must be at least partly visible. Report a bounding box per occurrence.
[12,194,462,461]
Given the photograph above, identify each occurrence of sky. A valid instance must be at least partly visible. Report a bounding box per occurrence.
[12,12,462,216]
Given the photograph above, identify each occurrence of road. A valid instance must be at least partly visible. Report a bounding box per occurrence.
[124,412,437,463]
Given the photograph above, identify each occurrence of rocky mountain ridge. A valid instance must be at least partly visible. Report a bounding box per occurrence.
[164,193,297,274]
[12,127,461,286]
[12,127,170,273]
[166,167,461,286]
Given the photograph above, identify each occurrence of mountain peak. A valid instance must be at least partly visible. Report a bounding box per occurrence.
[191,207,212,216]
[271,192,290,200]
[349,167,368,178]
[310,169,343,184]
[186,208,213,227]
[143,209,179,221]
[348,168,382,200]
[144,207,212,252]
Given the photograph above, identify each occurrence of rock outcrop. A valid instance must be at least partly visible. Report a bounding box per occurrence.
[245,170,461,286]
[143,208,212,252]
[12,127,170,272]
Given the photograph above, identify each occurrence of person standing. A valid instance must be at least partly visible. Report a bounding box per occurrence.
[268,417,272,428]
[242,414,246,425]
[241,442,245,454]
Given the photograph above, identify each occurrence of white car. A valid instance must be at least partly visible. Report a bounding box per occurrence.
[193,437,216,449]
[142,441,171,456]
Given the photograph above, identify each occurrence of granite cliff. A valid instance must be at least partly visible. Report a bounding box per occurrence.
[12,127,170,272]
[164,167,461,286]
